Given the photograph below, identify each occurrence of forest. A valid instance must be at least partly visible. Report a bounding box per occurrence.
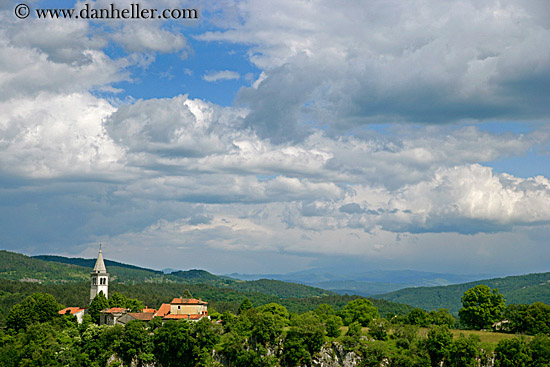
[2,284,550,366]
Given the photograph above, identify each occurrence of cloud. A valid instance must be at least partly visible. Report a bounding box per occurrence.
[110,23,188,54]
[203,70,240,82]
[199,0,550,141]
[0,92,125,178]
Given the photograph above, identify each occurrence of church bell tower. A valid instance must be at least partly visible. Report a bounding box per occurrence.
[90,244,109,303]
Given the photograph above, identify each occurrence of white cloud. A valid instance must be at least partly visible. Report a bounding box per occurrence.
[203,70,240,82]
[199,0,550,141]
[0,92,125,178]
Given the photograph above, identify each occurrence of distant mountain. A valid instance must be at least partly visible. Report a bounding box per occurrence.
[227,268,492,296]
[372,272,550,314]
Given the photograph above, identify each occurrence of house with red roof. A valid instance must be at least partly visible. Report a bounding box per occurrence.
[59,307,87,324]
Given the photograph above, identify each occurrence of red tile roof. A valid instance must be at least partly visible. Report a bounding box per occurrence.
[163,314,206,320]
[142,307,156,313]
[59,307,86,315]
[101,307,128,314]
[154,303,171,318]
[170,298,208,305]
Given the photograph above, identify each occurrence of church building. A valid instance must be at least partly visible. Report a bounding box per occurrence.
[90,244,109,302]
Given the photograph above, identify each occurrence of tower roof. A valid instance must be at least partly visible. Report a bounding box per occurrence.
[93,245,107,273]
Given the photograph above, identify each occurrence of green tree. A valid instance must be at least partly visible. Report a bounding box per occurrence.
[282,314,324,367]
[88,291,109,324]
[182,289,193,298]
[494,337,531,367]
[314,304,335,320]
[525,302,550,335]
[325,315,343,338]
[6,293,59,331]
[338,298,379,326]
[449,334,480,367]
[117,320,152,367]
[154,320,196,367]
[237,298,253,315]
[529,334,550,367]
[368,318,390,341]
[504,303,529,333]
[407,308,429,327]
[425,325,453,367]
[428,308,456,328]
[458,285,505,330]
[257,302,290,321]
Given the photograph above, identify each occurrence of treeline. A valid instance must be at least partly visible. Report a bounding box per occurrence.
[3,291,550,367]
[376,272,550,314]
[0,278,413,327]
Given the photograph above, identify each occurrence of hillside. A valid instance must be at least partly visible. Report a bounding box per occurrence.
[32,252,334,299]
[0,250,89,283]
[373,272,550,314]
[228,269,492,296]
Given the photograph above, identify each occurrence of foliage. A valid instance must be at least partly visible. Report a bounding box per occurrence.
[88,291,109,324]
[338,298,379,326]
[282,312,325,367]
[375,272,550,315]
[153,321,196,367]
[325,314,343,338]
[237,298,253,314]
[368,318,390,341]
[494,337,532,367]
[449,334,480,367]
[459,285,505,330]
[425,325,453,367]
[6,292,59,331]
[109,292,144,312]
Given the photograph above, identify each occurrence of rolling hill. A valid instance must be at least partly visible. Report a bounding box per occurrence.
[372,272,550,314]
[0,250,415,326]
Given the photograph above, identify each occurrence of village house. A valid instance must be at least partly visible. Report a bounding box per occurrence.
[60,246,211,325]
[58,307,86,323]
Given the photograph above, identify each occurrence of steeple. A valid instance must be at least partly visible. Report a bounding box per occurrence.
[90,244,109,303]
[93,243,107,273]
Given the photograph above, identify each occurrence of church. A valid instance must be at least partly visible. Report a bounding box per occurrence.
[59,245,209,324]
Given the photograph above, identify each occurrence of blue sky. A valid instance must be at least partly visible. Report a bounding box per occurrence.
[0,0,549,276]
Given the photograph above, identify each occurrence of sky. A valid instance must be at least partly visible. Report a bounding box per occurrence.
[0,0,549,276]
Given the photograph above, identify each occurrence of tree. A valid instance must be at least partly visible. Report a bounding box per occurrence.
[525,302,550,335]
[88,291,109,324]
[428,308,456,328]
[338,298,379,326]
[6,293,59,331]
[117,320,152,366]
[529,334,550,366]
[237,298,253,315]
[154,321,196,367]
[407,308,429,327]
[494,337,531,367]
[458,285,505,330]
[368,318,390,341]
[257,303,290,321]
[182,289,193,298]
[325,315,343,338]
[450,334,480,367]
[282,313,325,367]
[109,292,144,312]
[425,325,453,367]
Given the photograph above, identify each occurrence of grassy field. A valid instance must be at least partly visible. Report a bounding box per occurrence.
[338,326,530,345]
